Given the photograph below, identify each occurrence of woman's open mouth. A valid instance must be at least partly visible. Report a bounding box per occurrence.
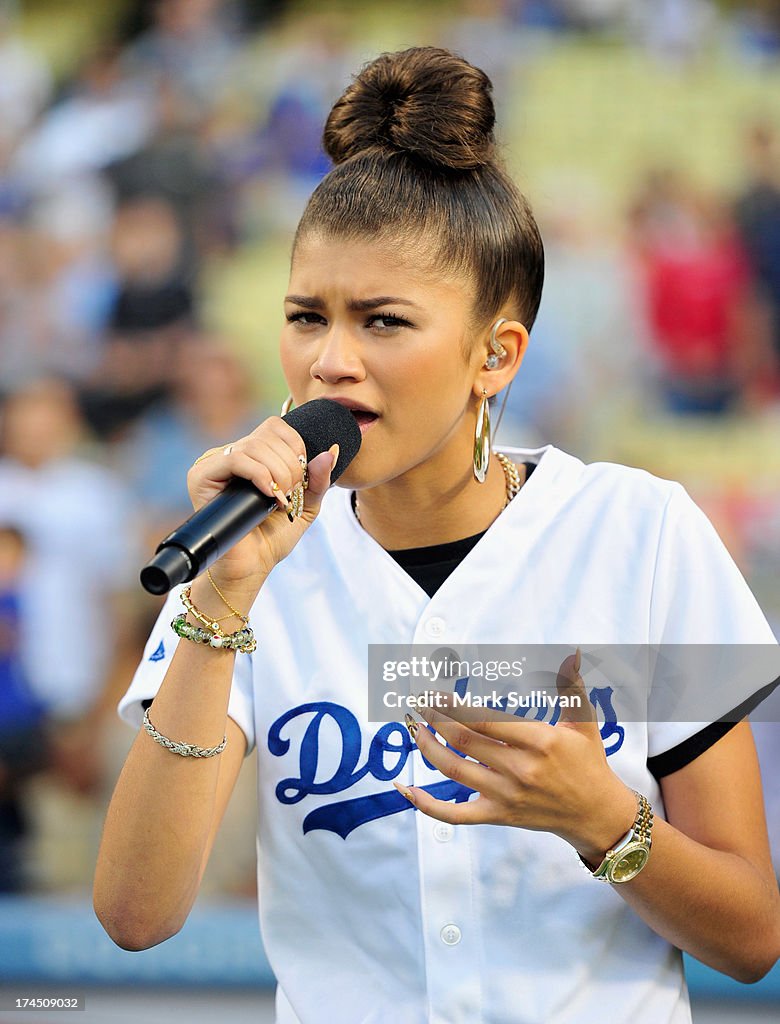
[350,410,380,434]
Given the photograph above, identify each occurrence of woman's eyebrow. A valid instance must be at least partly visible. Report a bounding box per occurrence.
[285,295,419,312]
[284,294,323,308]
[347,296,417,311]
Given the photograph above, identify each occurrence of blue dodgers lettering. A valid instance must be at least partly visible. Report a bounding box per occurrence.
[302,779,473,839]
[268,703,451,806]
[368,721,412,780]
[269,702,370,803]
[268,690,624,838]
[268,702,472,836]
[589,686,625,755]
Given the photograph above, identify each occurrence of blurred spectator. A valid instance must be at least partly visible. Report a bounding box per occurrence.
[623,0,718,63]
[0,212,31,385]
[0,178,116,389]
[106,77,224,268]
[123,0,240,110]
[509,1,568,33]
[0,136,28,221]
[221,13,351,236]
[563,0,626,33]
[0,4,52,145]
[115,338,268,545]
[12,45,154,195]
[32,180,117,378]
[0,379,140,731]
[81,195,196,438]
[730,0,780,63]
[499,173,644,451]
[734,120,780,394]
[0,523,49,893]
[108,193,193,326]
[629,170,767,414]
[447,1,519,103]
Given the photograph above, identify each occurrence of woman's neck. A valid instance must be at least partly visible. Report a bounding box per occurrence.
[353,450,519,550]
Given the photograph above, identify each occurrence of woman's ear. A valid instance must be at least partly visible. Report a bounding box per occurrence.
[473,318,529,397]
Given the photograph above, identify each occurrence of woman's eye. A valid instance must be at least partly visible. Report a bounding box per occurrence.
[367,314,412,330]
[286,311,325,326]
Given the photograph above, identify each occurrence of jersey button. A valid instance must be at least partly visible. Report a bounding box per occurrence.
[433,822,454,842]
[425,617,446,638]
[440,924,462,946]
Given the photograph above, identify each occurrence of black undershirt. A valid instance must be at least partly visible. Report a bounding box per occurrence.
[386,529,489,601]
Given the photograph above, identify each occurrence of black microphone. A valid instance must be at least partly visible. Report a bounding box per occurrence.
[140,399,362,595]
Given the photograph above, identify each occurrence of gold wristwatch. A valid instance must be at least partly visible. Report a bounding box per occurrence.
[580,791,654,883]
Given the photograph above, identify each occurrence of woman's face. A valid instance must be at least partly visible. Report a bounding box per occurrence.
[280,232,489,490]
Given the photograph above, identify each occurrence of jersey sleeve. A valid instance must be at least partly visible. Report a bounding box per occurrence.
[646,483,779,776]
[117,586,256,755]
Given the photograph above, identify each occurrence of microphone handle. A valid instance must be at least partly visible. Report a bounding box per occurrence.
[140,478,276,595]
[139,397,363,596]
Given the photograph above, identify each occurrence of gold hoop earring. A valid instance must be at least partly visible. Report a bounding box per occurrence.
[473,388,491,483]
[280,394,294,415]
[485,317,508,370]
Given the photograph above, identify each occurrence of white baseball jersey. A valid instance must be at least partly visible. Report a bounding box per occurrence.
[120,444,777,1024]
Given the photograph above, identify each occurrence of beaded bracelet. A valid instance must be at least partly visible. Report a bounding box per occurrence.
[171,613,257,654]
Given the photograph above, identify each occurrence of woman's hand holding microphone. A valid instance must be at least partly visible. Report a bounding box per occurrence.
[186,415,339,616]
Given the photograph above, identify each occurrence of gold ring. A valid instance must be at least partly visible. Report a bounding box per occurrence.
[287,481,305,522]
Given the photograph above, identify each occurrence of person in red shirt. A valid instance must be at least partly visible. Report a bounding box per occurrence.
[631,174,765,413]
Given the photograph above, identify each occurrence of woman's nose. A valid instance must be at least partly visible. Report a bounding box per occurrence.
[310,327,366,385]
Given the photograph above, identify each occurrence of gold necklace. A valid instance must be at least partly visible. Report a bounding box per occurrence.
[353,452,522,524]
[496,451,522,508]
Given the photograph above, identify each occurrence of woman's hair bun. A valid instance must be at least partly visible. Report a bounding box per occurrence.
[323,47,496,171]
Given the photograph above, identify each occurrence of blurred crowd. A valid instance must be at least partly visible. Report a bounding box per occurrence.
[1,0,779,895]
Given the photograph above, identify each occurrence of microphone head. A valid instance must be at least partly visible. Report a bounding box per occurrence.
[283,399,362,482]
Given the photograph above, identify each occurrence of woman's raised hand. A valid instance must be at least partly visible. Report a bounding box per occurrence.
[187,416,339,594]
[395,651,637,864]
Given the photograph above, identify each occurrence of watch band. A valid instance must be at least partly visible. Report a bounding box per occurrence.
[580,791,654,883]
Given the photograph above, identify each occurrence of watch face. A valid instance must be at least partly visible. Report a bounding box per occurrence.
[609,844,650,883]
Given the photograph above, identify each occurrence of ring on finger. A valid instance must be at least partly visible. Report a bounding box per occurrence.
[298,454,309,490]
[222,444,234,457]
[287,481,305,523]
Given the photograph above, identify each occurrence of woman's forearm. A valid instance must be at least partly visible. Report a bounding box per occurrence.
[93,579,256,950]
[610,815,780,982]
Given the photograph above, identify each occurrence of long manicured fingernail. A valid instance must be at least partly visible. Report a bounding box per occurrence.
[415,706,437,732]
[574,647,582,674]
[329,443,339,471]
[271,482,289,507]
[393,780,415,802]
[404,713,419,738]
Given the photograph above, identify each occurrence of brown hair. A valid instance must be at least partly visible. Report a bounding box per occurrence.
[295,47,544,332]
